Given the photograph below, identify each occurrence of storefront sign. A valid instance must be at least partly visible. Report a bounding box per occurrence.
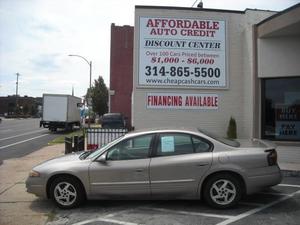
[138,17,226,88]
[147,93,218,110]
[275,105,300,140]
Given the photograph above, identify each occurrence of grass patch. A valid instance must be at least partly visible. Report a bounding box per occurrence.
[46,210,56,222]
[48,129,85,145]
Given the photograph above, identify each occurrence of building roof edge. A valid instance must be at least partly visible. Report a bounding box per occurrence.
[135,5,245,14]
[256,3,300,26]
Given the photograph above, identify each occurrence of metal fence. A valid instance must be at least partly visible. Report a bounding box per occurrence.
[86,128,128,150]
[65,135,85,154]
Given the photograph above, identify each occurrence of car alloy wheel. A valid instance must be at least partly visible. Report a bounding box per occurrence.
[203,173,242,209]
[209,179,236,205]
[50,176,84,209]
[53,181,77,206]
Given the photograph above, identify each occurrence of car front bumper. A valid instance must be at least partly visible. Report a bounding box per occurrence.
[25,177,47,198]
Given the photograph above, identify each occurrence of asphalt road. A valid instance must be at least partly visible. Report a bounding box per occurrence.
[0,118,61,161]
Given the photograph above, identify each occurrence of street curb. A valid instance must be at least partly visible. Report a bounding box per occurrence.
[281,170,300,177]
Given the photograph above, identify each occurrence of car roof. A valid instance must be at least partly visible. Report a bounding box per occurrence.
[124,127,200,138]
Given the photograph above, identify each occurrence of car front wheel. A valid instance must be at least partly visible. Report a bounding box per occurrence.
[50,176,84,209]
[203,174,242,209]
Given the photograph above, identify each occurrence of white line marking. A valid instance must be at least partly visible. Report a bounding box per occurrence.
[0,134,49,149]
[216,190,300,225]
[0,129,45,141]
[95,218,138,225]
[71,218,100,225]
[71,204,155,225]
[72,217,139,225]
[279,184,300,188]
[140,206,233,219]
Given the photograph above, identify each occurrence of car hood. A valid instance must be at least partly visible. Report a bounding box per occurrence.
[34,151,84,169]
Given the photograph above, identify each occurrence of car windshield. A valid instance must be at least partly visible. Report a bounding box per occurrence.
[82,136,125,160]
[198,128,240,147]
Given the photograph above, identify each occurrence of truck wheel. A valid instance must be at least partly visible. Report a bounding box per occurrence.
[203,173,242,209]
[50,176,85,209]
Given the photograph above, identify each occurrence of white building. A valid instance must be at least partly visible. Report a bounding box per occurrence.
[132,4,300,142]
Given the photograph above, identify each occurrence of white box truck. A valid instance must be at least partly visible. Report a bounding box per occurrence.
[40,94,81,131]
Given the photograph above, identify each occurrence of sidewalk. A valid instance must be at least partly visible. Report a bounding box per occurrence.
[277,145,300,176]
[0,144,64,225]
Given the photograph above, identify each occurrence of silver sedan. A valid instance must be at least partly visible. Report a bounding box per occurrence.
[26,128,282,209]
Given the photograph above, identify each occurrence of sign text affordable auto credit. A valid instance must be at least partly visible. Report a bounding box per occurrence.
[138,17,226,88]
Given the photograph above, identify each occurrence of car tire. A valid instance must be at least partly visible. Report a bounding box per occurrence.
[203,173,242,209]
[50,176,85,209]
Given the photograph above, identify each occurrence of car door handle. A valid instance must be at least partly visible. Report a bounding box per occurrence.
[196,163,209,167]
[135,169,144,172]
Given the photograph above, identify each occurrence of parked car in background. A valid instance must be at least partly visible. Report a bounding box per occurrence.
[26,127,281,209]
[100,113,126,129]
[85,116,95,124]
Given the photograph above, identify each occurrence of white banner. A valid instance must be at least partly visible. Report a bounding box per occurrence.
[147,93,218,110]
[138,17,226,88]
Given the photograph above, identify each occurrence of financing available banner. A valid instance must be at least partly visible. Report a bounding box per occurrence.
[146,93,219,110]
[138,17,226,88]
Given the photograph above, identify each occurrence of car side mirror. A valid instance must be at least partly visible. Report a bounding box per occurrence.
[97,153,107,163]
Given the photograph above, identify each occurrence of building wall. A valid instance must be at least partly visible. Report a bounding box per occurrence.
[0,95,42,116]
[110,24,134,127]
[258,37,300,78]
[241,11,275,138]
[133,7,275,138]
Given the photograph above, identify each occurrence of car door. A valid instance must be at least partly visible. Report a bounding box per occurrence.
[89,134,154,197]
[150,133,213,197]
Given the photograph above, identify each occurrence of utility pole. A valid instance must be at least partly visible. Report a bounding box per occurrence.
[16,73,20,114]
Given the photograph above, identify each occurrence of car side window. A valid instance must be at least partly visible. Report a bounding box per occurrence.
[106,134,153,161]
[157,134,194,156]
[192,136,211,153]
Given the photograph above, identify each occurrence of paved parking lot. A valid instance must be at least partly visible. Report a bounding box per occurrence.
[47,177,300,225]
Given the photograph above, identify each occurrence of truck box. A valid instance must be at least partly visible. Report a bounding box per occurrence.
[40,94,81,131]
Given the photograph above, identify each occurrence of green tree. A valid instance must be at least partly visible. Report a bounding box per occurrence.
[87,76,108,116]
[23,104,29,115]
[31,105,38,116]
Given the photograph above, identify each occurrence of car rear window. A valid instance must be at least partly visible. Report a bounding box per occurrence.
[198,128,240,147]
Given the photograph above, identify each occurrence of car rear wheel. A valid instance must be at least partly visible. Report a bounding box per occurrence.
[50,176,84,209]
[203,174,242,209]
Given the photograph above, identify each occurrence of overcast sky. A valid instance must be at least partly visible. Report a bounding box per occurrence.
[0,0,299,98]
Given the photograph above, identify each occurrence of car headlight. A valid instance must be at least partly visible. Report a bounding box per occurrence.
[29,170,40,177]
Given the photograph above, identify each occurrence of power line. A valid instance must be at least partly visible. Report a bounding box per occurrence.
[191,0,198,7]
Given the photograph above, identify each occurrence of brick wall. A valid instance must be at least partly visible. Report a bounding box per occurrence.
[110,24,134,127]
